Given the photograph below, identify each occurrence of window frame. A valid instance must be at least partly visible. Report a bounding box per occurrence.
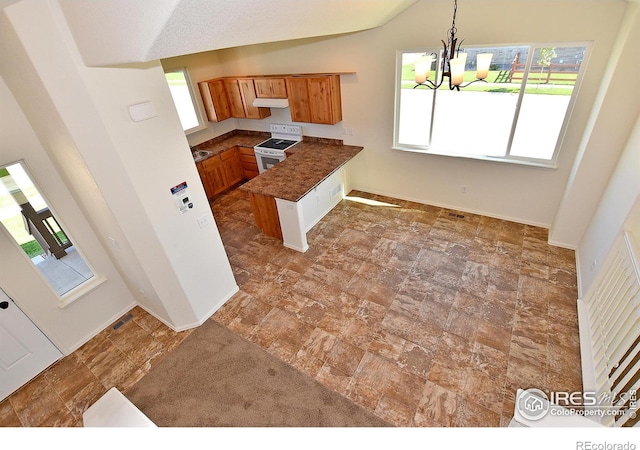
[163,67,207,135]
[393,41,592,168]
[0,160,106,307]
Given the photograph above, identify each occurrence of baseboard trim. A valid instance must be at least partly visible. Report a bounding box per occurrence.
[349,185,551,229]
[170,285,240,332]
[63,301,136,355]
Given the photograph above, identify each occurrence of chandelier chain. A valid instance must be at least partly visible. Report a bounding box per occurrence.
[413,0,492,91]
[448,0,458,46]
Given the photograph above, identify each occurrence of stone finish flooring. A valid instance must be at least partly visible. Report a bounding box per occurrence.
[0,308,193,427]
[213,189,582,426]
[0,189,582,427]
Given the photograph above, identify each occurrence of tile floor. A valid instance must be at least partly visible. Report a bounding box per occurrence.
[0,188,582,427]
[0,307,193,426]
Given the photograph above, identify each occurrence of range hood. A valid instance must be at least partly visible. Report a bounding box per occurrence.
[252,98,289,108]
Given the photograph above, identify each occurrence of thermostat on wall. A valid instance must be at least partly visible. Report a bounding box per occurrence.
[171,181,193,214]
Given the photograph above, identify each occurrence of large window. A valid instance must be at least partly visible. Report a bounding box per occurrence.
[394,43,590,166]
[164,68,206,134]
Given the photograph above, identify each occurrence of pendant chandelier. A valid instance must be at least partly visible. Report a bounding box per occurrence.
[414,0,493,91]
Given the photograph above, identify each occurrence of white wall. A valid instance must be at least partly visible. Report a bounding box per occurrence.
[557,2,640,296]
[576,114,640,296]
[182,0,626,232]
[625,195,640,251]
[0,76,134,355]
[1,0,238,346]
[550,2,640,249]
[1,0,635,351]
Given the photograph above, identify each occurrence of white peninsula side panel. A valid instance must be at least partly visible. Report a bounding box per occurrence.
[276,165,347,252]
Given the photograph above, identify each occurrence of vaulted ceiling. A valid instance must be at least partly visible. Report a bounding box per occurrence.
[57,0,418,66]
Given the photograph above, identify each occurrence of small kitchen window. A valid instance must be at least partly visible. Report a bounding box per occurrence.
[164,67,206,134]
[394,42,590,167]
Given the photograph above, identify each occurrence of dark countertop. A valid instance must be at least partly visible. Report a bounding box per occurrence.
[191,130,269,158]
[239,141,364,202]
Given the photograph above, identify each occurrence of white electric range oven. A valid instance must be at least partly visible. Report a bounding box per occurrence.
[254,123,302,174]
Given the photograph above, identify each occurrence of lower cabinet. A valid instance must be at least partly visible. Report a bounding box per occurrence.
[198,155,227,200]
[238,146,259,179]
[248,192,282,239]
[221,148,243,186]
[197,147,258,200]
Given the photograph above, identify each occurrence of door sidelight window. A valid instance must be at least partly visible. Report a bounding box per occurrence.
[0,162,94,297]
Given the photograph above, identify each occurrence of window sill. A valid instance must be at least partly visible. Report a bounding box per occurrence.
[58,275,107,309]
[185,123,208,136]
[392,146,558,169]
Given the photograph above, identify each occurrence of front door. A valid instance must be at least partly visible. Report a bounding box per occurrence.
[0,287,62,402]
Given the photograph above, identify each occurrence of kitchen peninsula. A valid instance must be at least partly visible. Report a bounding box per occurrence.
[240,138,363,252]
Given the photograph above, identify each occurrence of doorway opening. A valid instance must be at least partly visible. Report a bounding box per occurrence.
[0,161,94,296]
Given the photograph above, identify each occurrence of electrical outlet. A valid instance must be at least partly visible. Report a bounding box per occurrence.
[461,185,468,194]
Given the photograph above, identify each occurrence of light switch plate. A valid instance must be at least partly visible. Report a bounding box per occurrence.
[197,214,210,228]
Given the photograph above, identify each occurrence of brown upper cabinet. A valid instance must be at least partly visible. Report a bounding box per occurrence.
[198,79,231,122]
[200,77,271,122]
[222,78,245,118]
[224,78,271,120]
[286,75,342,125]
[199,73,345,124]
[254,78,287,99]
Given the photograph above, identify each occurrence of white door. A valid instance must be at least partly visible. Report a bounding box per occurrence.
[0,288,62,402]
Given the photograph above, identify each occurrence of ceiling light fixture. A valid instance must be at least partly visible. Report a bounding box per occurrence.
[414,0,493,91]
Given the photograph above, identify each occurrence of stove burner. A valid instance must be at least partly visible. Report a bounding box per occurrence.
[257,138,298,150]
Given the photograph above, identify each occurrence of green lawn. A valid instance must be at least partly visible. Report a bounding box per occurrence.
[18,230,68,259]
[165,71,188,86]
[21,239,44,258]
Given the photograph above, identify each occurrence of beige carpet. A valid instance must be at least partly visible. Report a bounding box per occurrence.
[125,319,391,427]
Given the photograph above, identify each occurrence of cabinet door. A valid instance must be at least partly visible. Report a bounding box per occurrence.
[209,80,232,121]
[239,79,271,120]
[223,79,246,118]
[221,148,243,186]
[308,76,342,124]
[201,155,227,197]
[269,79,287,98]
[198,79,231,122]
[254,78,287,98]
[198,82,216,122]
[249,192,282,240]
[238,146,259,179]
[196,161,212,200]
[285,77,311,123]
